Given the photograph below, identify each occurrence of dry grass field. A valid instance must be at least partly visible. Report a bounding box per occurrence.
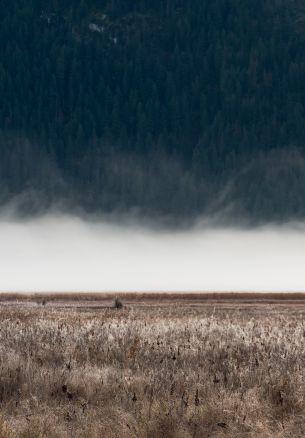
[0,294,304,437]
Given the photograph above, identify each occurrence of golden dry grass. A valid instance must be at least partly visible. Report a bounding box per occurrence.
[0,298,304,437]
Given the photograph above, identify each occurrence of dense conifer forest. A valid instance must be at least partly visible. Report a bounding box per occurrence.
[1,0,305,222]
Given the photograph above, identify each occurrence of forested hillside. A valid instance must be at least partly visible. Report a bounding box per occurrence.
[1,0,305,222]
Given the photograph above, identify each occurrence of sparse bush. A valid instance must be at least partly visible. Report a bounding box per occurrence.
[113,297,123,309]
[36,299,47,306]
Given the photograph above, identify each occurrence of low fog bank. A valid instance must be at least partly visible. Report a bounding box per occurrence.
[0,215,305,292]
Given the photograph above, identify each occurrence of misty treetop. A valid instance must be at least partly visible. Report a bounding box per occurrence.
[1,0,305,221]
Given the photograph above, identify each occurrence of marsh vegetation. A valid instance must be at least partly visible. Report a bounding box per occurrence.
[0,299,304,437]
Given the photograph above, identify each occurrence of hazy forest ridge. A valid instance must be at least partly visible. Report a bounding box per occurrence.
[2,1,305,222]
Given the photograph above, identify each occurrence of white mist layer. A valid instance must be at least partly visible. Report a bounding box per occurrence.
[0,216,305,292]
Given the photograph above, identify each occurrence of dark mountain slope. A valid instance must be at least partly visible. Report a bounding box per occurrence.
[1,0,305,222]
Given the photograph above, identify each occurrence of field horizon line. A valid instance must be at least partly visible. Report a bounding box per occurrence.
[0,291,305,303]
